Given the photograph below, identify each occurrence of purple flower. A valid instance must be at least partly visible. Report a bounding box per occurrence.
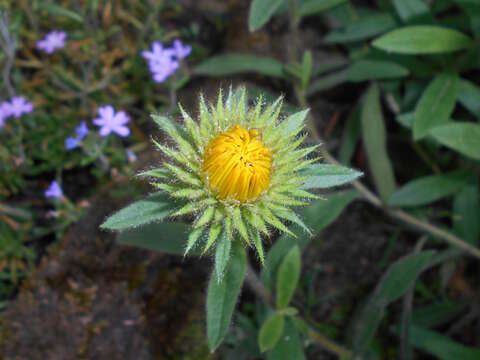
[93,105,130,137]
[0,102,11,128]
[142,41,180,83]
[75,121,89,139]
[45,181,63,199]
[65,121,89,150]
[142,42,175,66]
[37,31,67,54]
[172,39,192,60]
[150,61,179,83]
[6,96,33,118]
[65,137,80,150]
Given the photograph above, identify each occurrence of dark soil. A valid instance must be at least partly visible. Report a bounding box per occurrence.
[0,158,212,359]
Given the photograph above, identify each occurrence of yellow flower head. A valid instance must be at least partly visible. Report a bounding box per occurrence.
[144,87,318,277]
[202,125,272,202]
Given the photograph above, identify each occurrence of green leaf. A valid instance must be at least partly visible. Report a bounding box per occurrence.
[413,73,458,140]
[207,241,246,352]
[407,326,480,360]
[306,69,349,96]
[276,245,301,309]
[412,301,467,328]
[284,63,303,81]
[457,79,480,120]
[301,164,362,189]
[361,83,397,201]
[325,13,396,44]
[116,222,193,255]
[266,318,305,360]
[373,26,474,54]
[376,251,435,302]
[215,232,232,282]
[100,193,177,231]
[194,54,285,78]
[392,0,429,22]
[352,251,434,356]
[38,3,84,23]
[248,0,284,32]
[280,109,309,137]
[339,105,361,165]
[388,172,468,208]
[300,50,313,89]
[453,184,480,245]
[430,122,480,160]
[347,60,409,82]
[258,313,285,352]
[298,0,347,17]
[312,56,348,77]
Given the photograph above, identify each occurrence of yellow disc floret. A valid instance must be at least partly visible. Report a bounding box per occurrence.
[202,125,272,203]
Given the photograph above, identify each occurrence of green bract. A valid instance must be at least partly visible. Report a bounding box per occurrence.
[152,88,316,274]
[102,87,361,280]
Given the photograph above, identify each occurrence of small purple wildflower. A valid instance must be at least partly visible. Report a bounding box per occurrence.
[45,181,63,199]
[65,137,80,150]
[65,121,89,150]
[6,96,33,118]
[37,31,67,54]
[172,39,192,60]
[141,42,175,66]
[75,121,89,139]
[93,105,130,137]
[142,40,192,83]
[0,102,11,129]
[150,61,179,83]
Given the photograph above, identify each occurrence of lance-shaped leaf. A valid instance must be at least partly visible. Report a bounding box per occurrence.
[301,164,362,189]
[347,60,409,82]
[194,54,285,78]
[373,26,473,54]
[214,231,232,282]
[388,172,469,208]
[207,241,246,352]
[402,326,480,360]
[352,251,434,356]
[276,245,301,309]
[258,312,285,353]
[101,192,178,231]
[266,318,306,360]
[430,122,480,160]
[392,0,429,22]
[248,0,284,32]
[361,83,396,201]
[413,73,458,140]
[453,184,480,245]
[298,0,347,17]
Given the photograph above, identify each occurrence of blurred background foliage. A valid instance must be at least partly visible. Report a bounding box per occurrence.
[0,0,480,359]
